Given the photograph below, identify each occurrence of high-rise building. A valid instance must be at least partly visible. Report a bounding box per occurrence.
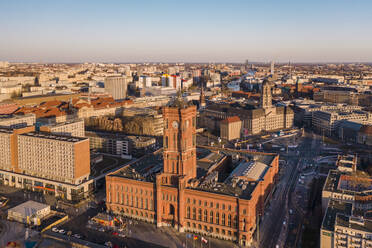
[0,124,92,201]
[104,76,128,100]
[17,132,90,185]
[270,61,275,75]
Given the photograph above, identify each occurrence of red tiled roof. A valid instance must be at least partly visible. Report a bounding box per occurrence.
[40,100,62,107]
[221,116,241,124]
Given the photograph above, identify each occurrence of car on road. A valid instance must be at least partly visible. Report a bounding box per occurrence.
[112,232,119,236]
[73,234,82,239]
[283,221,286,225]
[51,227,59,232]
[59,229,66,234]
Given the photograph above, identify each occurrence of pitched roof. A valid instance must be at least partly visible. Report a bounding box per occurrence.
[221,116,241,124]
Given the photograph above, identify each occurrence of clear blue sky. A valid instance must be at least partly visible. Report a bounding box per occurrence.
[0,0,371,63]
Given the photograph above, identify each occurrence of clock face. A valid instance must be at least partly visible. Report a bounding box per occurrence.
[172,121,179,129]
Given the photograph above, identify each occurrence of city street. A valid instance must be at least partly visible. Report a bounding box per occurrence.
[258,131,324,248]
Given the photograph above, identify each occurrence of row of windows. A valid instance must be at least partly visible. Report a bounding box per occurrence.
[186,207,236,228]
[186,198,243,213]
[109,184,153,197]
[162,193,177,202]
[114,206,154,220]
[186,222,236,237]
[112,192,154,210]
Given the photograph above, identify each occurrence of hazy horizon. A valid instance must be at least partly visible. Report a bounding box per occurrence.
[1,0,372,63]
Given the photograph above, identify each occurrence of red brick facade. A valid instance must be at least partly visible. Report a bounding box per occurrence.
[106,104,279,246]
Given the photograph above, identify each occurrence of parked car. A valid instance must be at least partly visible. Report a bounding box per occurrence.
[51,227,59,232]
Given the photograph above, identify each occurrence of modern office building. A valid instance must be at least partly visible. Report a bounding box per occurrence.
[312,109,372,136]
[106,99,279,246]
[104,76,128,100]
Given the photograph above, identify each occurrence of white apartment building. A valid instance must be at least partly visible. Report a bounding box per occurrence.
[40,119,85,137]
[17,132,90,185]
[104,76,128,100]
[0,114,36,129]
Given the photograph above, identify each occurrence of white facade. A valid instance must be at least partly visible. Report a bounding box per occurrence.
[104,76,128,100]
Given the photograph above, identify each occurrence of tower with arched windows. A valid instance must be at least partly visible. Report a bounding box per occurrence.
[162,100,197,180]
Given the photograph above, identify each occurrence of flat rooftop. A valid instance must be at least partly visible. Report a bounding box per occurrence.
[336,215,372,233]
[324,170,372,196]
[229,160,269,181]
[8,200,49,217]
[0,113,35,121]
[42,118,83,127]
[0,127,13,134]
[322,200,352,232]
[109,148,277,199]
[20,131,87,143]
[112,151,163,182]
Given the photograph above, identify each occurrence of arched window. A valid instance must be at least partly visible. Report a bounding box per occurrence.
[222,213,225,226]
[204,210,208,222]
[187,206,190,219]
[192,207,196,220]
[198,208,202,221]
[216,212,220,224]
[210,211,214,224]
[228,214,231,227]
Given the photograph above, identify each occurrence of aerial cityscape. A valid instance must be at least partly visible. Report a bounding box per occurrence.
[0,1,372,248]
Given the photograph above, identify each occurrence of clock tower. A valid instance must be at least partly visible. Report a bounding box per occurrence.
[162,101,197,179]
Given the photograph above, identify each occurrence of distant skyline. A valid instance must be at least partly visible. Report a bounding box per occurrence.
[1,0,372,63]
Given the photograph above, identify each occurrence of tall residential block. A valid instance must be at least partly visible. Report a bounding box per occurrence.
[0,114,36,129]
[104,76,128,100]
